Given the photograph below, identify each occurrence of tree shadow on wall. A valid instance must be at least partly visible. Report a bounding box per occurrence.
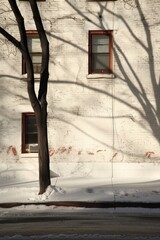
[113,0,160,144]
[45,0,160,162]
[1,0,160,162]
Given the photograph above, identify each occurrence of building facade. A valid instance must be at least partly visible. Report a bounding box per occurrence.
[0,0,160,183]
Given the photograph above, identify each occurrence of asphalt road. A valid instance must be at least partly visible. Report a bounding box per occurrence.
[0,212,160,239]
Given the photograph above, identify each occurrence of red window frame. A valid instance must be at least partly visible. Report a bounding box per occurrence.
[88,30,113,74]
[22,30,42,74]
[22,112,38,153]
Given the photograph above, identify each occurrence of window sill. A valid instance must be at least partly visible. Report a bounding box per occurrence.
[21,74,40,81]
[87,73,115,79]
[21,153,38,158]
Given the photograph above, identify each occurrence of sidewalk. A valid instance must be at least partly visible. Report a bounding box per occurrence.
[0,175,160,209]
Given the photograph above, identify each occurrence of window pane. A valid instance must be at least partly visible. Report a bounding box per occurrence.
[25,115,37,143]
[92,53,110,73]
[26,115,36,125]
[31,54,42,73]
[32,55,42,64]
[26,133,38,144]
[33,63,41,73]
[28,38,41,52]
[92,35,109,45]
[26,123,37,133]
[92,44,109,53]
[32,38,41,52]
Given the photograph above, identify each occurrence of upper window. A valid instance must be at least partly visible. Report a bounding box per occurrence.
[22,31,42,74]
[89,30,113,74]
[22,113,38,153]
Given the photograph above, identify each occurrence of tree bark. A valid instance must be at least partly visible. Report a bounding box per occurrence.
[35,95,51,194]
[28,0,51,194]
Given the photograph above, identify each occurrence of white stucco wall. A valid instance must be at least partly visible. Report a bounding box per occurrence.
[0,0,160,182]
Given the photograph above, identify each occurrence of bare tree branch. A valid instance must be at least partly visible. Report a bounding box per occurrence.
[8,0,27,48]
[0,26,21,49]
[28,0,49,102]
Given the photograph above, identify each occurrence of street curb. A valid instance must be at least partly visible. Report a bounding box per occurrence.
[0,201,160,208]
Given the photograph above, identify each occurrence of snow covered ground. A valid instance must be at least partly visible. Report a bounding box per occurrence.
[1,162,160,239]
[0,168,160,204]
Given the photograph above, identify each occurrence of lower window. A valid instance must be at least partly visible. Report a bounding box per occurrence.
[22,113,38,153]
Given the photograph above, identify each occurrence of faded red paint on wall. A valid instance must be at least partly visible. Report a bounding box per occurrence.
[87,152,94,155]
[49,146,72,156]
[47,147,160,161]
[7,145,13,154]
[112,152,118,159]
[145,151,155,158]
[1,145,160,165]
[97,150,103,153]
[6,145,18,156]
[12,147,17,156]
[49,147,118,157]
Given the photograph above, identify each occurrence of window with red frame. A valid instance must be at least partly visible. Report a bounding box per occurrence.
[89,30,113,74]
[22,31,42,74]
[22,113,38,153]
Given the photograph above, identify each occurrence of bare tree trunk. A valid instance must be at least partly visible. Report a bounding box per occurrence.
[28,0,51,194]
[36,97,50,194]
[27,73,50,194]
